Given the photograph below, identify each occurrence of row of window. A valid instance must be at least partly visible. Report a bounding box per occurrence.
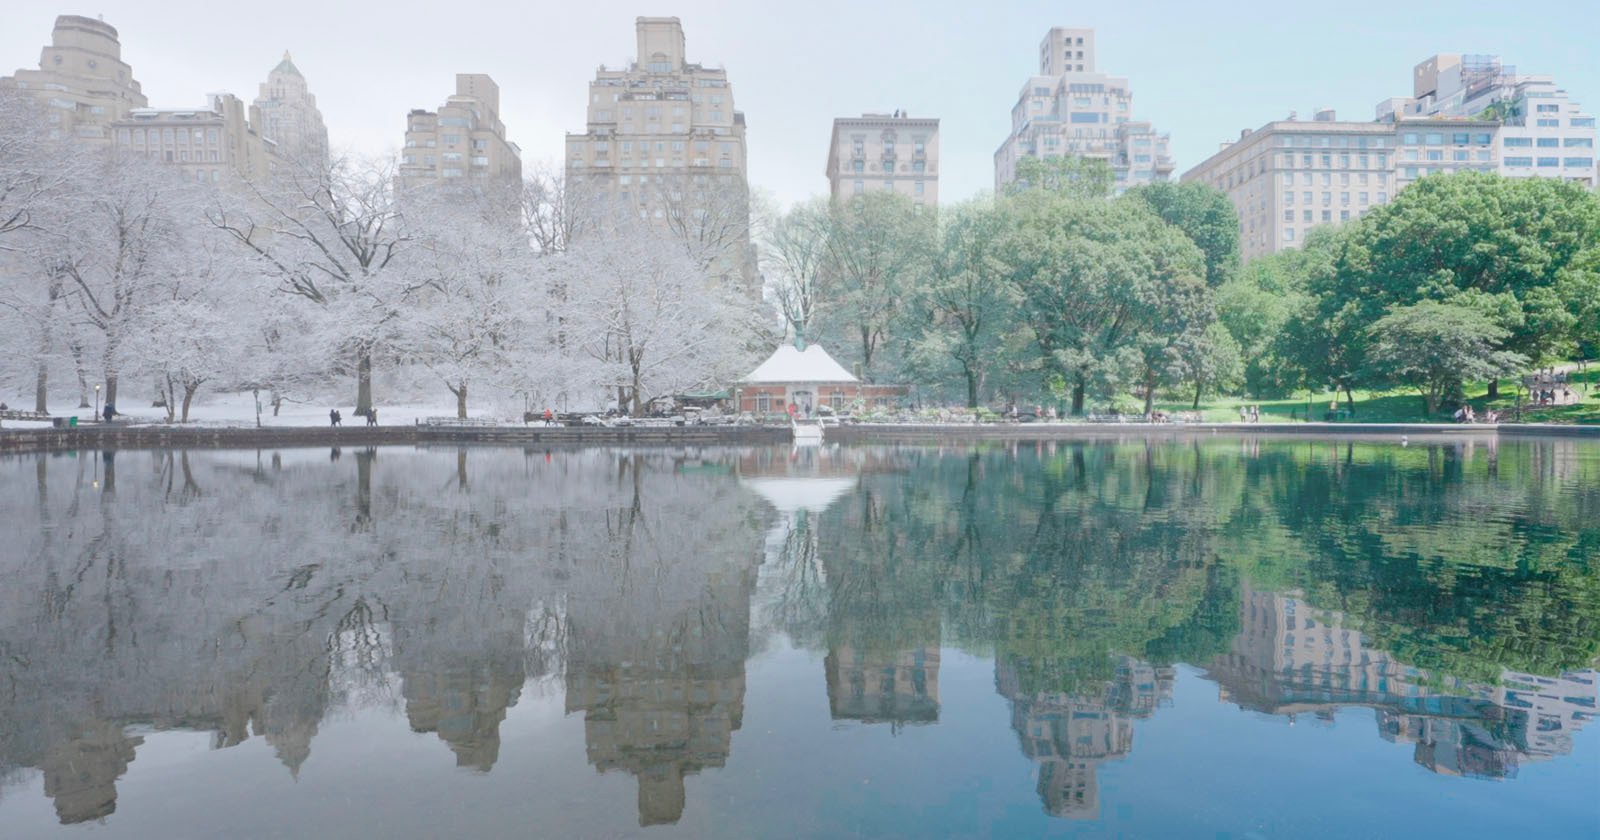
[575,157,736,169]
[1281,153,1391,170]
[402,154,491,167]
[1503,157,1595,168]
[1400,132,1494,146]
[1504,136,1594,148]
[849,159,928,173]
[849,139,930,155]
[852,180,928,195]
[1275,135,1390,150]
[116,126,221,145]
[1285,191,1386,206]
[1284,172,1387,187]
[1404,149,1494,162]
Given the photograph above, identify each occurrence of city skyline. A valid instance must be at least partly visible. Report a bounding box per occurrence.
[4,1,1596,207]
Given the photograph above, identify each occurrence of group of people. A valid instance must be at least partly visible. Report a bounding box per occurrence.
[328,408,377,427]
[1453,405,1501,423]
[1236,405,1263,423]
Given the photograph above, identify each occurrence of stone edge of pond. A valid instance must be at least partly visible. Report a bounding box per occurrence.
[0,424,790,453]
[3,422,1595,454]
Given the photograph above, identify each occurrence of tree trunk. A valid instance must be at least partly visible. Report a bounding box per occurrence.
[454,383,468,419]
[72,342,90,407]
[161,376,176,422]
[1343,384,1356,416]
[1193,381,1203,411]
[1142,369,1155,416]
[1487,379,1500,400]
[355,351,373,415]
[965,369,978,409]
[1071,379,1086,416]
[34,363,47,413]
[181,384,197,423]
[105,372,119,409]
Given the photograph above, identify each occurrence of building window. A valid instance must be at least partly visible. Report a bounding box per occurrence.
[1284,228,1295,242]
[915,181,925,195]
[1537,157,1559,167]
[1563,157,1592,169]
[853,180,864,194]
[1505,137,1533,147]
[757,393,771,413]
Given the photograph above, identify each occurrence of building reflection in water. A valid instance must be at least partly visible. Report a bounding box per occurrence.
[1205,582,1598,779]
[561,452,766,826]
[2,444,1599,828]
[742,446,942,730]
[996,656,1173,818]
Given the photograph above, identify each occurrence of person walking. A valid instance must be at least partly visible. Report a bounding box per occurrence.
[543,408,554,426]
[330,409,341,427]
[366,408,378,427]
[102,402,116,424]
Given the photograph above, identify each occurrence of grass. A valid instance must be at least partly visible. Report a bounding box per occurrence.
[1152,364,1600,425]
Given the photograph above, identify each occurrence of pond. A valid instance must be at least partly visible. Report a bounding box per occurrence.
[0,439,1596,838]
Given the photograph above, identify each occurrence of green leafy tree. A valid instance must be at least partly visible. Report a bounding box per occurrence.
[906,199,1020,407]
[1364,301,1526,416]
[815,191,933,380]
[1000,191,1207,414]
[1126,181,1241,288]
[1336,172,1600,397]
[1008,156,1114,200]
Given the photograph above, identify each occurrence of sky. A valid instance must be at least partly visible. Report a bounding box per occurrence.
[5,0,1597,207]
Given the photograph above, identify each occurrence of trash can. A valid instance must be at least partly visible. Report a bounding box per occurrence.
[68,416,78,427]
[51,417,67,428]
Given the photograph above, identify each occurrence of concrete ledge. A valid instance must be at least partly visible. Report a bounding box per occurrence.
[1,421,1594,454]
[0,423,790,453]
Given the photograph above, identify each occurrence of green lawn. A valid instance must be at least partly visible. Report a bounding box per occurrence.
[1152,365,1600,424]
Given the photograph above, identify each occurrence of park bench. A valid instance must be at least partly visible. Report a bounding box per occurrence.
[0,409,66,428]
[418,416,497,427]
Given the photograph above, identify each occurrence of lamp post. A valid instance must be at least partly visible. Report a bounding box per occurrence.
[94,383,101,422]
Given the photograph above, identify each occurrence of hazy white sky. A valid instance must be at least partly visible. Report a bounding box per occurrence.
[6,1,1597,207]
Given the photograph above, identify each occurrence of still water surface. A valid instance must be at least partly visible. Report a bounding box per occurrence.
[0,439,1596,838]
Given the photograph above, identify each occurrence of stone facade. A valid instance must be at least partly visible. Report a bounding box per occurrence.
[994,27,1174,193]
[826,111,939,205]
[0,15,147,142]
[1185,53,1598,262]
[399,73,522,188]
[252,51,329,167]
[565,17,755,291]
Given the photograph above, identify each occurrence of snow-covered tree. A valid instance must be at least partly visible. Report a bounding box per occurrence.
[394,186,546,418]
[50,151,197,408]
[558,220,753,416]
[208,154,409,414]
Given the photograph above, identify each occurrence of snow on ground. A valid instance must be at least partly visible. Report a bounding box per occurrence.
[0,391,503,429]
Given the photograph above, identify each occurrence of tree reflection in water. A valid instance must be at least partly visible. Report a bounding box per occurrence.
[0,439,1595,826]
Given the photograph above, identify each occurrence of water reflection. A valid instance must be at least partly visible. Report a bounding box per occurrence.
[0,440,1596,831]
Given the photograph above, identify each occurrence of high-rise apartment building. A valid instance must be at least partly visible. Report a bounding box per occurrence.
[825,111,939,205]
[110,93,282,184]
[0,15,147,141]
[400,74,522,188]
[1186,53,1597,262]
[1379,54,1596,185]
[994,27,1174,193]
[252,51,329,167]
[5,16,322,185]
[565,17,754,288]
